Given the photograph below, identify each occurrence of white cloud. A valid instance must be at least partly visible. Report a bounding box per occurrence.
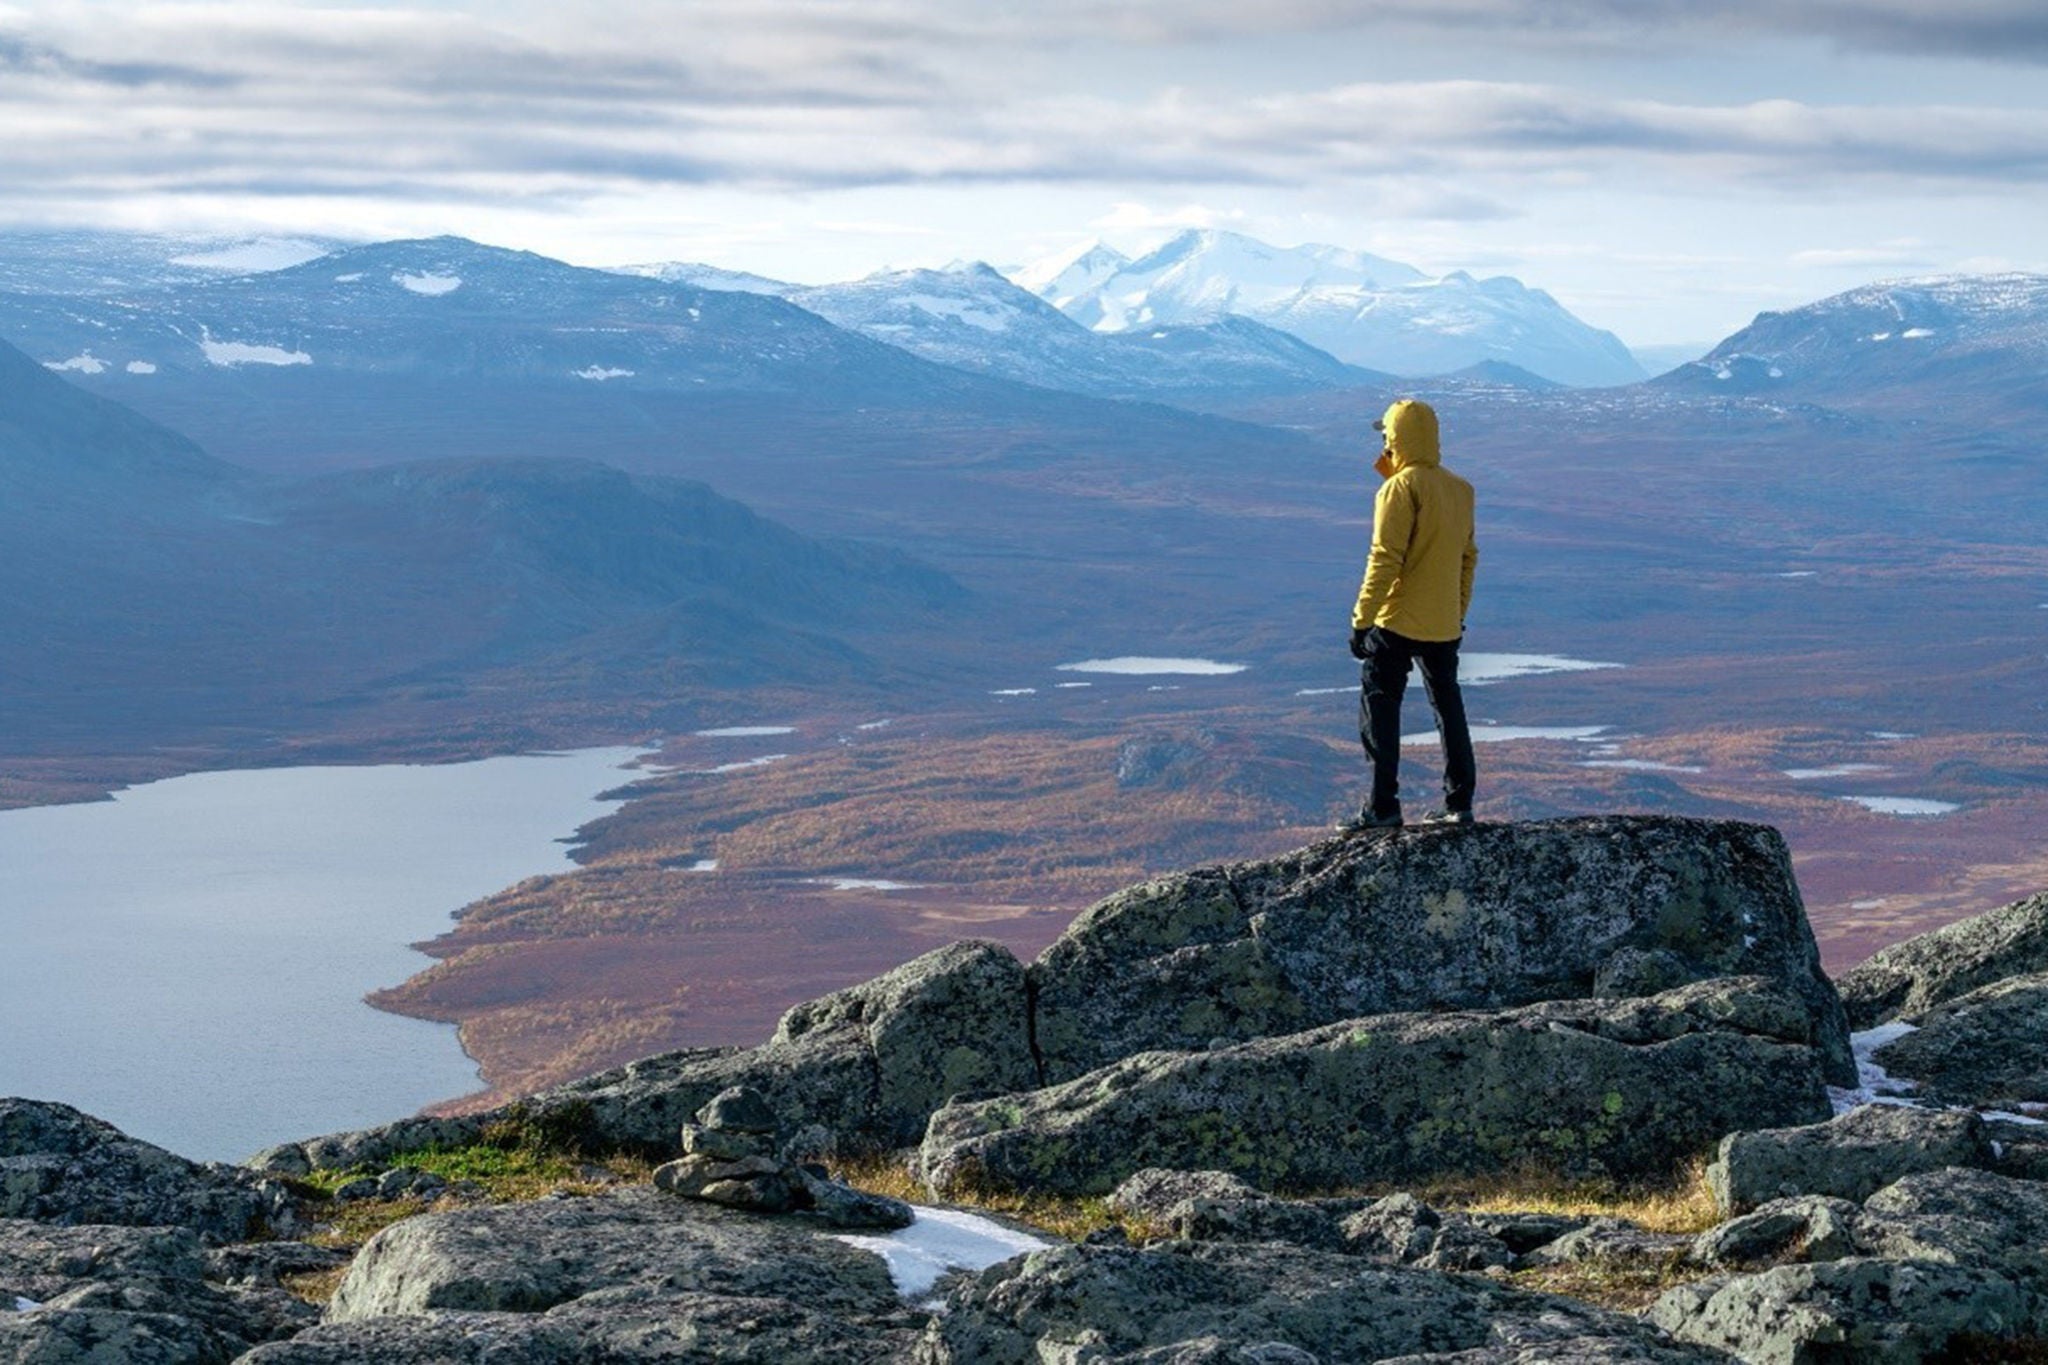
[1089,201,1246,230]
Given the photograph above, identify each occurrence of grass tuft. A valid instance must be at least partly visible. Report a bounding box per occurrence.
[1405,1156,1722,1235]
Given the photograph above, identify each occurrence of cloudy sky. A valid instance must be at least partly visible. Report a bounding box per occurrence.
[3,0,2046,347]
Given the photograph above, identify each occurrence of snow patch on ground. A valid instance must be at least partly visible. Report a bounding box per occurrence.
[1841,796,1960,816]
[694,726,795,737]
[44,350,107,374]
[1828,1022,1922,1115]
[1057,657,1246,675]
[125,360,157,374]
[830,1207,1050,1301]
[394,271,462,296]
[575,366,634,381]
[10,1297,42,1313]
[199,332,311,367]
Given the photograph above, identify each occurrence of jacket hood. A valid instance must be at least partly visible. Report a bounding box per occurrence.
[1374,398,1441,478]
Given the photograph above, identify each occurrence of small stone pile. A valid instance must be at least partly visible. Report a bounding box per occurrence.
[651,1086,912,1230]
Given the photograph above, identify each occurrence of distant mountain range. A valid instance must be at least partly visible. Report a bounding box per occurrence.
[1011,230,1647,389]
[1660,273,2048,424]
[785,262,1379,404]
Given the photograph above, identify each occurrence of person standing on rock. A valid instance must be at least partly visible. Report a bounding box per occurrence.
[1343,398,1478,830]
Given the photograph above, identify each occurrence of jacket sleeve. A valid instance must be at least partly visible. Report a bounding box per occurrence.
[1351,477,1413,630]
[1460,522,1478,628]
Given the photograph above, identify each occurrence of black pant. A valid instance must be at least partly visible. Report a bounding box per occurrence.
[1358,626,1476,818]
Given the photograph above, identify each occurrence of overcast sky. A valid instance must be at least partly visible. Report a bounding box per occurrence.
[3,0,2046,346]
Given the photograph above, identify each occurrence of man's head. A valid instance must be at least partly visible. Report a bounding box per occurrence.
[1372,398,1441,477]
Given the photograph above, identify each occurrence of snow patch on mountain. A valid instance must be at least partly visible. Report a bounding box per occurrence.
[44,351,107,374]
[125,360,156,374]
[394,271,462,296]
[198,332,311,367]
[575,366,634,381]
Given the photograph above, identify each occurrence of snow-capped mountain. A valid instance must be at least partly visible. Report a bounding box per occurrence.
[1009,241,1136,317]
[788,261,1375,402]
[1018,229,1644,389]
[1665,274,2048,419]
[614,260,793,296]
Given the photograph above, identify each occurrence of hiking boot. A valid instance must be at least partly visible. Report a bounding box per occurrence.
[1419,808,1474,826]
[1340,805,1403,831]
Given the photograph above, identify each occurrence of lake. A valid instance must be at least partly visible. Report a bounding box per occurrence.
[0,747,647,1163]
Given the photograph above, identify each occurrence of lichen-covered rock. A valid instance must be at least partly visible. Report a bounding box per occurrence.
[234,1313,580,1365]
[1647,1258,2035,1365]
[0,1221,313,1363]
[1866,970,2048,1107]
[327,1186,901,1325]
[1376,1344,1734,1365]
[1706,1105,1989,1214]
[1106,1168,1265,1222]
[1855,1166,2048,1274]
[1029,816,1854,1088]
[774,938,1038,1138]
[651,1087,913,1228]
[1835,888,2048,1028]
[1518,1219,1691,1268]
[913,1239,1724,1363]
[922,978,1831,1199]
[1688,1196,1861,1268]
[1341,1195,1516,1273]
[0,1100,281,1244]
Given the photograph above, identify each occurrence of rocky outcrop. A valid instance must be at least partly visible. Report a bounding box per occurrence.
[2,1099,290,1245]
[1864,971,2048,1109]
[1836,888,2048,1028]
[0,1219,316,1363]
[914,1240,1729,1364]
[1030,816,1854,1088]
[1706,1104,1991,1214]
[278,939,1034,1171]
[921,977,1832,1198]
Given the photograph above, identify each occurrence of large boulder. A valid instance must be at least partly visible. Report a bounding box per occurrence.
[326,1186,903,1326]
[1648,1258,2036,1364]
[921,978,1832,1199]
[1864,971,2048,1108]
[0,1099,284,1244]
[284,939,1035,1168]
[1706,1105,1990,1215]
[913,1239,1727,1363]
[1029,816,1855,1088]
[1836,887,2048,1028]
[1855,1165,2048,1277]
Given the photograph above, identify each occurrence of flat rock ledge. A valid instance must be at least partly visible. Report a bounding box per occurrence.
[920,977,1832,1199]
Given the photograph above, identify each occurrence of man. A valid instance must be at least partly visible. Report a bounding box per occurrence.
[1344,398,1478,829]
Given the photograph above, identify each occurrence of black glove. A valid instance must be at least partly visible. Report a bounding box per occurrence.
[1349,627,1370,660]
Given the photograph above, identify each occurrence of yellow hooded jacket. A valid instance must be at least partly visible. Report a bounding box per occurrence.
[1350,399,1477,641]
